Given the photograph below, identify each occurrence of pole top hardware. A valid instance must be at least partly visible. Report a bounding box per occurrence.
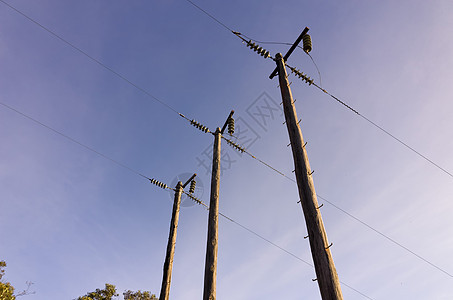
[269,27,310,79]
[220,110,235,134]
[182,173,197,188]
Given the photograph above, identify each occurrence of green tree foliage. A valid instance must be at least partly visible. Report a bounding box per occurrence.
[77,283,118,300]
[0,261,16,300]
[123,290,158,300]
[77,284,157,300]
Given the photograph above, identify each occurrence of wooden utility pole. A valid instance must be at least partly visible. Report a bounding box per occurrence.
[160,174,196,300]
[203,110,234,300]
[203,128,221,300]
[275,52,343,300]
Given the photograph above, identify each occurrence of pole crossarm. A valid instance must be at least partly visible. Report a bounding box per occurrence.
[269,27,310,79]
[220,110,235,134]
[182,173,197,188]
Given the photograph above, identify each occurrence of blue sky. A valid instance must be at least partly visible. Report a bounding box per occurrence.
[1,1,453,299]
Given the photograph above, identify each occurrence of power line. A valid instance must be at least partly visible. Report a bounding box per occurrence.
[234,131,452,278]
[0,0,181,117]
[3,86,448,299]
[0,0,305,266]
[305,52,323,87]
[184,0,323,85]
[219,211,374,300]
[215,113,453,282]
[180,102,453,280]
[187,0,453,182]
[0,99,373,299]
[3,0,450,288]
[237,30,453,180]
[0,0,315,181]
[228,21,453,180]
[0,101,151,181]
[0,100,295,267]
[359,114,453,179]
[182,112,450,294]
[184,191,374,300]
[0,99,184,197]
[179,0,453,277]
[284,62,453,179]
[183,0,234,32]
[221,135,295,181]
[227,28,453,276]
[316,194,453,278]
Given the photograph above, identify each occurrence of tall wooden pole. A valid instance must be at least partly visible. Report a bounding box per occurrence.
[203,127,221,300]
[275,53,343,300]
[159,181,183,300]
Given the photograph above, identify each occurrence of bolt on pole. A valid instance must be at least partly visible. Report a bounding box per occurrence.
[275,52,343,300]
[160,174,197,300]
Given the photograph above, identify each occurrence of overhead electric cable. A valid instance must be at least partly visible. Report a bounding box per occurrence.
[316,194,453,278]
[0,0,186,119]
[1,99,372,299]
[183,0,234,32]
[184,189,374,300]
[219,211,374,299]
[183,0,322,84]
[220,135,295,181]
[284,61,453,179]
[0,101,151,181]
[182,114,453,292]
[184,0,453,180]
[180,1,453,279]
[216,116,453,278]
[358,114,453,178]
[0,99,305,268]
[3,0,451,286]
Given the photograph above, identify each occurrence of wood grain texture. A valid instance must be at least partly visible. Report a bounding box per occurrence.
[203,128,221,300]
[276,53,343,300]
[159,182,183,300]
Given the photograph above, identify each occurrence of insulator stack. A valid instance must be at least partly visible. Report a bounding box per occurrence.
[302,34,312,53]
[150,178,169,189]
[224,138,245,153]
[287,65,314,85]
[246,40,270,58]
[227,117,235,135]
[187,193,203,205]
[189,180,196,194]
[190,120,210,133]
